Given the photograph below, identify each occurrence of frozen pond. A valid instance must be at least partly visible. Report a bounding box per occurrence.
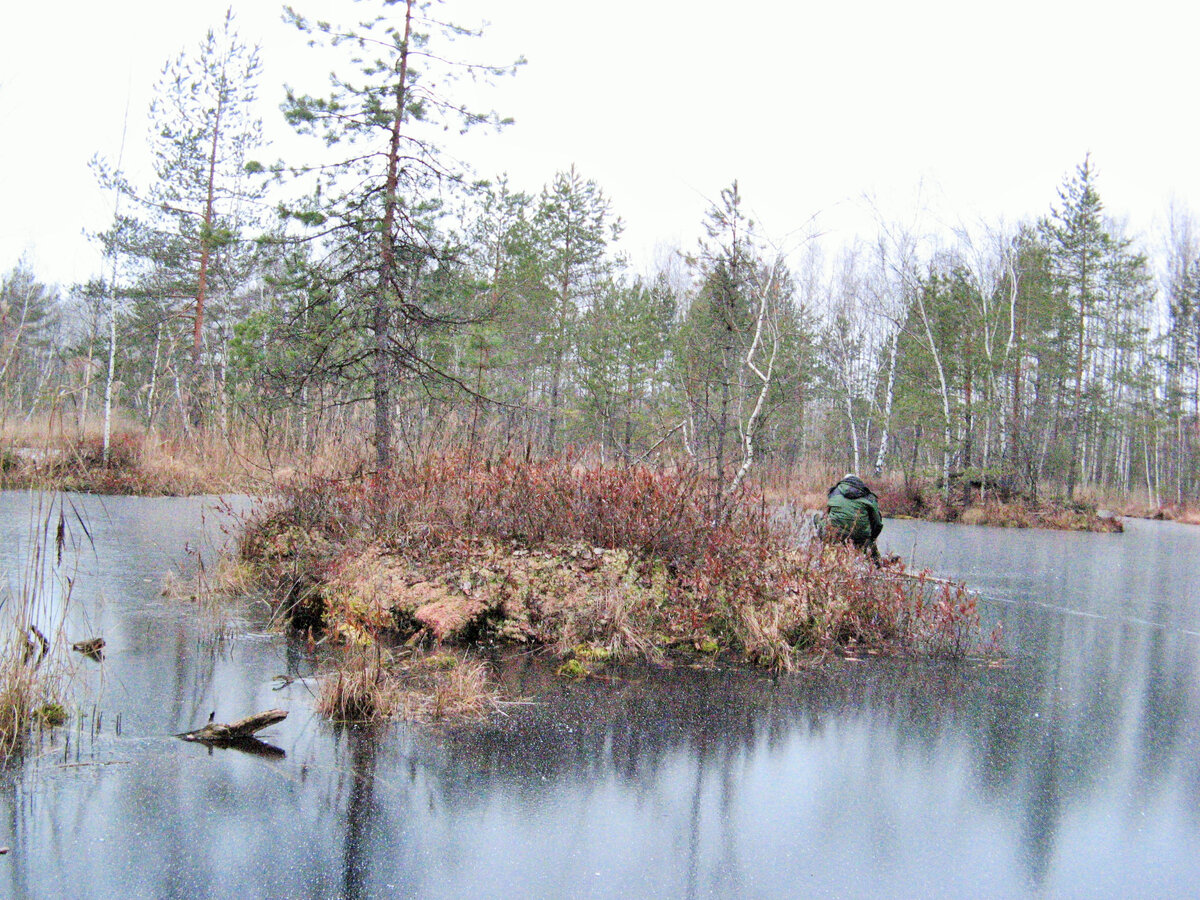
[1,492,1198,898]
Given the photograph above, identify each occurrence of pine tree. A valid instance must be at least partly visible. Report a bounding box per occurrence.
[577,275,675,459]
[94,8,265,426]
[526,166,622,454]
[456,178,535,451]
[1040,157,1155,498]
[279,0,520,471]
[1041,156,1109,498]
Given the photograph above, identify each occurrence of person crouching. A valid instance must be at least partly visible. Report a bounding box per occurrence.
[821,473,883,562]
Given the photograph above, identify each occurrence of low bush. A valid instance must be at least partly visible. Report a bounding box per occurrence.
[873,479,934,519]
[70,432,143,471]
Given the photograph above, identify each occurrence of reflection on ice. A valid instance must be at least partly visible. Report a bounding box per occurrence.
[1,493,1199,898]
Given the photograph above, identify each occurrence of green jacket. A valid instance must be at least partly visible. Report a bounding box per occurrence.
[825,476,883,546]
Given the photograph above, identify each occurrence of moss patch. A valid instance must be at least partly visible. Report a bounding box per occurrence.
[556,658,589,678]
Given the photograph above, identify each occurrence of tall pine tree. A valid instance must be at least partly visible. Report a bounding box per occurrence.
[280,0,520,471]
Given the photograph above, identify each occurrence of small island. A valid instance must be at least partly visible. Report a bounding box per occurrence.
[222,454,987,721]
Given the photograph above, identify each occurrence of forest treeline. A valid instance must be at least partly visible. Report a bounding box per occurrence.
[3,1,1200,506]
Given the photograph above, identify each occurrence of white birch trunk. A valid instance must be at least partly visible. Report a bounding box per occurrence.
[873,333,897,476]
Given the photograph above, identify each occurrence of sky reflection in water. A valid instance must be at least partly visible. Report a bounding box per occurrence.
[1,493,1198,898]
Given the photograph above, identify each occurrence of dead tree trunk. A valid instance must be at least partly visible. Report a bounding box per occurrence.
[179,709,287,743]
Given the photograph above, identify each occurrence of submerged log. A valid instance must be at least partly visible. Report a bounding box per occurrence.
[179,709,287,744]
[895,571,961,588]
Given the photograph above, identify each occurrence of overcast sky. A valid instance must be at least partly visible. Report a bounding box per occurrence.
[3,0,1199,287]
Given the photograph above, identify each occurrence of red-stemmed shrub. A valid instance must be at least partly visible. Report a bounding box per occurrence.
[237,452,988,668]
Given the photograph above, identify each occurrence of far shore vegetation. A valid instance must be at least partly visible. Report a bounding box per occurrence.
[0,418,1186,532]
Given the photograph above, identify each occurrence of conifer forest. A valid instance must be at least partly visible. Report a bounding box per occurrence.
[4,1,1200,508]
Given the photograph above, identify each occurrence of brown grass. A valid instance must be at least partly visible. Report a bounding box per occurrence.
[0,495,79,760]
[314,645,499,724]
[0,417,300,495]
[315,644,403,723]
[1173,507,1200,526]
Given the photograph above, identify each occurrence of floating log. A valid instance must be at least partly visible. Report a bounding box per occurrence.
[72,637,106,659]
[179,709,287,744]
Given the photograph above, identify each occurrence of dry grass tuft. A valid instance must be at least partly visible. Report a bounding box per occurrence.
[404,653,497,722]
[0,494,80,760]
[0,651,68,758]
[314,646,498,724]
[315,645,403,723]
[551,577,666,663]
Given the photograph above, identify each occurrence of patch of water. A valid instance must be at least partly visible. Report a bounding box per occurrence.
[0,493,1197,898]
